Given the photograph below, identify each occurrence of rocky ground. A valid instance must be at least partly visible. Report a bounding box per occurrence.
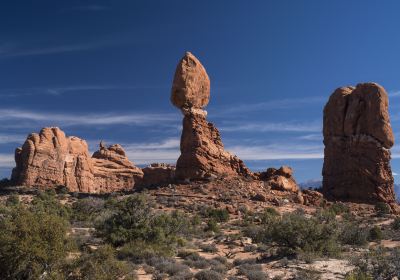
[1,178,399,280]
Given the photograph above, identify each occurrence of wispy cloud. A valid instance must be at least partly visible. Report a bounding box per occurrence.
[122,138,180,165]
[297,133,323,141]
[0,154,14,168]
[213,96,325,115]
[0,39,117,59]
[227,143,324,160]
[0,108,177,127]
[220,121,321,133]
[389,90,400,97]
[0,85,167,97]
[0,133,26,144]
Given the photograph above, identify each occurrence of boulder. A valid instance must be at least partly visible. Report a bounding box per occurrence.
[256,166,299,192]
[322,83,395,204]
[171,52,252,180]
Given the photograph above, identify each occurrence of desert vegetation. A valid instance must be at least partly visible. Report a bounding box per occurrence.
[0,186,400,280]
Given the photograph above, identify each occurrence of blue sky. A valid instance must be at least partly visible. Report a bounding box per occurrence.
[1,0,400,184]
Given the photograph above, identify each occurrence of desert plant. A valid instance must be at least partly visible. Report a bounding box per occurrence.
[391,217,400,230]
[368,226,383,241]
[195,270,224,280]
[0,204,69,279]
[374,202,391,216]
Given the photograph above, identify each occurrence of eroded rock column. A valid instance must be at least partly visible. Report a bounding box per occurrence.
[322,83,395,203]
[171,52,252,180]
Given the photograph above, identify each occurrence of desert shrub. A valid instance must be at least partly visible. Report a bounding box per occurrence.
[5,193,20,206]
[72,197,105,223]
[375,202,391,216]
[251,212,340,258]
[180,251,210,269]
[200,243,218,253]
[55,185,69,194]
[204,207,230,222]
[391,217,400,230]
[294,268,321,280]
[96,194,194,249]
[205,219,220,233]
[329,202,350,215]
[118,240,175,262]
[339,222,368,246]
[237,264,268,280]
[349,247,400,279]
[74,245,137,280]
[194,270,224,280]
[31,189,71,219]
[368,226,383,241]
[345,271,373,280]
[0,204,69,280]
[148,257,192,278]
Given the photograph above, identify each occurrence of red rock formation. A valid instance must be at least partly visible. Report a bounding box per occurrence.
[322,83,395,203]
[92,143,143,192]
[140,163,175,187]
[11,127,143,193]
[171,52,252,180]
[256,166,299,192]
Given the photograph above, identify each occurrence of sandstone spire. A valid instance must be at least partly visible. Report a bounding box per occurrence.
[322,83,395,203]
[171,52,252,180]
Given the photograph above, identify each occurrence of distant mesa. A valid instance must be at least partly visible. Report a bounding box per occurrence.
[322,83,396,204]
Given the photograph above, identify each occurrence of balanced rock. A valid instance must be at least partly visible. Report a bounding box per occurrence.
[11,127,143,193]
[171,52,210,109]
[322,83,395,203]
[256,166,299,192]
[171,52,252,180]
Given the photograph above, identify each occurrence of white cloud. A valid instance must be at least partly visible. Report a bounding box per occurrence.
[220,121,321,133]
[213,96,324,115]
[0,109,177,127]
[0,133,26,144]
[226,143,324,160]
[0,154,14,168]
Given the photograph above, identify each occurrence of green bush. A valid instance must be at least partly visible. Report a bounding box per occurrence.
[31,189,71,219]
[74,245,137,280]
[96,194,195,256]
[205,208,230,222]
[195,270,224,280]
[5,193,20,207]
[374,202,390,216]
[368,226,383,241]
[339,222,368,246]
[391,217,400,230]
[249,212,340,258]
[72,197,105,224]
[0,204,69,279]
[329,202,350,215]
[205,219,220,233]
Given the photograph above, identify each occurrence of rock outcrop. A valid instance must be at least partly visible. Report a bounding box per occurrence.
[11,127,143,193]
[322,83,395,204]
[91,143,143,192]
[256,166,299,192]
[171,52,252,180]
[140,163,175,187]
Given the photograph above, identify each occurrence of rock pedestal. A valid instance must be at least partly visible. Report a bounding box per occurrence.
[171,52,252,180]
[322,83,395,203]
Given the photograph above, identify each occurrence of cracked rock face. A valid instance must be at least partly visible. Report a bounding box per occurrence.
[171,52,252,180]
[322,83,395,203]
[11,127,143,193]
